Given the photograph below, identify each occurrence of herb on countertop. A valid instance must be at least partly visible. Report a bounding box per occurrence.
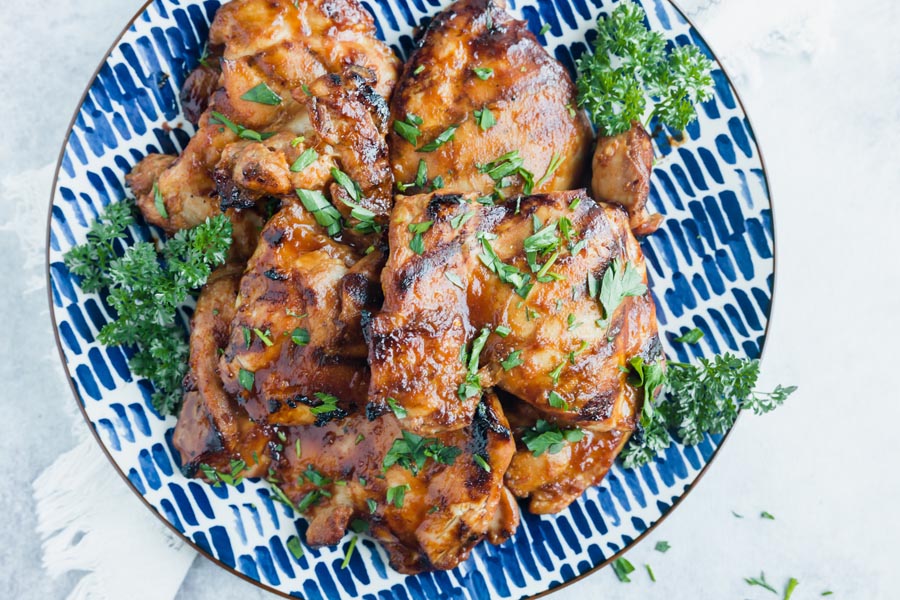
[745,571,778,594]
[575,1,714,136]
[64,202,232,415]
[611,557,635,582]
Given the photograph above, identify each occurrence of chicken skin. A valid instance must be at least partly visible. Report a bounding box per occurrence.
[389,0,592,196]
[126,0,399,257]
[591,122,662,236]
[172,265,273,479]
[217,202,384,425]
[368,190,661,436]
[271,392,519,573]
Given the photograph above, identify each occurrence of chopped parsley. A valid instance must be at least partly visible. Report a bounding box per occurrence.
[450,210,474,229]
[478,233,532,297]
[286,536,304,560]
[366,498,377,513]
[408,220,433,255]
[597,259,647,323]
[522,420,584,456]
[240,82,282,105]
[253,328,273,347]
[420,125,458,152]
[745,572,777,594]
[645,564,656,583]
[473,454,491,472]
[296,188,342,236]
[611,557,635,582]
[761,511,776,520]
[383,430,461,474]
[341,535,359,569]
[785,578,799,600]
[152,182,168,219]
[413,65,425,75]
[477,150,535,194]
[309,392,339,415]
[290,147,318,172]
[548,391,570,411]
[238,368,255,392]
[534,153,563,189]
[675,327,704,344]
[500,350,524,371]
[539,23,551,35]
[291,328,310,346]
[386,397,407,419]
[209,111,275,141]
[655,540,670,553]
[474,106,496,130]
[494,325,511,337]
[473,67,494,80]
[394,113,423,145]
[386,484,410,508]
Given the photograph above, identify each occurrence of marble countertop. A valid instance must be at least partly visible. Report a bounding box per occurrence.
[2,0,897,598]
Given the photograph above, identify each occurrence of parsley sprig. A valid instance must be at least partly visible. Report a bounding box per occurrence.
[64,201,232,415]
[575,1,714,136]
[621,353,797,467]
[383,431,461,474]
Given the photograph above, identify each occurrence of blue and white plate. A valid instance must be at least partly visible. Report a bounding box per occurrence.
[46,0,775,597]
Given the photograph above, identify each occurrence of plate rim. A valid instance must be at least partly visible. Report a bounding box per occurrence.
[44,0,778,597]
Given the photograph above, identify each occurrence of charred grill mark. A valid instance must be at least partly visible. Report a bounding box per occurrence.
[466,400,501,488]
[366,401,389,421]
[263,268,288,281]
[343,272,385,309]
[578,390,616,421]
[395,238,463,295]
[268,399,281,414]
[425,194,465,221]
[314,408,349,427]
[309,346,368,368]
[263,226,285,246]
[360,309,374,346]
[214,170,259,210]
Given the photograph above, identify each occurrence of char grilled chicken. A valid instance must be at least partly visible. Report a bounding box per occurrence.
[369,190,660,434]
[173,265,273,478]
[389,0,591,196]
[125,0,399,258]
[271,392,519,573]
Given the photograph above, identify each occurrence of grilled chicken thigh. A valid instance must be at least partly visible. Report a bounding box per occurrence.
[369,190,661,436]
[126,0,399,257]
[173,265,272,478]
[591,122,662,236]
[217,202,384,425]
[389,0,591,196]
[273,392,519,573]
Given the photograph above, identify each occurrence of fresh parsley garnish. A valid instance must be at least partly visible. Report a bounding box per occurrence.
[620,354,797,468]
[477,150,535,194]
[296,189,342,236]
[386,484,410,508]
[152,182,168,219]
[675,327,704,344]
[522,420,584,456]
[408,220,433,255]
[474,106,495,130]
[500,349,523,371]
[209,111,275,141]
[445,272,465,289]
[64,203,232,415]
[597,258,647,323]
[309,392,340,415]
[341,535,359,569]
[472,67,494,80]
[290,147,318,172]
[655,540,670,553]
[784,578,799,600]
[548,390,570,411]
[745,571,778,594]
[575,1,714,135]
[419,125,458,152]
[291,328,310,346]
[383,430,461,474]
[394,113,423,145]
[386,397,407,419]
[240,82,282,105]
[286,536,304,560]
[761,511,775,520]
[611,557,635,582]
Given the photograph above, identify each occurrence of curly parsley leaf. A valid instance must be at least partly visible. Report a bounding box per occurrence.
[575,1,713,135]
[65,204,233,415]
[621,353,797,468]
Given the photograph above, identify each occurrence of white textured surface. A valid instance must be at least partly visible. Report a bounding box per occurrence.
[1,0,898,598]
